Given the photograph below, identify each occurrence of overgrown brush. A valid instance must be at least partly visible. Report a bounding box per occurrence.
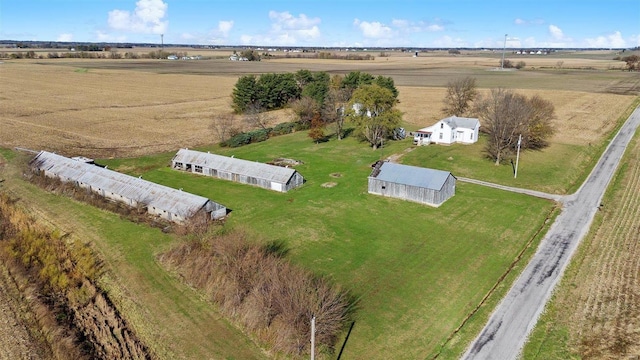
[160,231,356,357]
[0,193,153,359]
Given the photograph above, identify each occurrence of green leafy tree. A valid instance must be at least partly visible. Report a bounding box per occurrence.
[341,71,374,94]
[232,75,259,113]
[374,75,398,98]
[348,84,402,149]
[301,71,330,105]
[257,73,300,110]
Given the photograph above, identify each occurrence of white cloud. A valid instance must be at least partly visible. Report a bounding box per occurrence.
[218,20,234,37]
[57,33,73,42]
[584,31,627,48]
[108,0,168,34]
[549,24,564,40]
[241,11,321,45]
[515,18,545,26]
[354,19,393,39]
[391,18,443,33]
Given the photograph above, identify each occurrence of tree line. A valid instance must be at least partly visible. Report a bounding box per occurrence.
[230,70,401,148]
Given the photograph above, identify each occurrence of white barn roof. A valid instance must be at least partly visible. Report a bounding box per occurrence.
[30,151,216,219]
[372,162,453,191]
[172,149,298,184]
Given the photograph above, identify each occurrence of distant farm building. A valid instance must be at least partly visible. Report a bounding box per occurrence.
[368,161,456,207]
[413,116,480,146]
[30,151,227,223]
[171,149,304,192]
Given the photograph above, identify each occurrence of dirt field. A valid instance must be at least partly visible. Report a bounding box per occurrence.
[0,265,50,360]
[1,56,637,159]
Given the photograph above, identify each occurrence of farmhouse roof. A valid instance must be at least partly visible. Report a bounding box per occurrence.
[370,162,453,191]
[30,151,218,218]
[442,116,480,130]
[172,149,298,184]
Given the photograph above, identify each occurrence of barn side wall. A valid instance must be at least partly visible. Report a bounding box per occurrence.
[368,175,455,207]
[172,159,303,193]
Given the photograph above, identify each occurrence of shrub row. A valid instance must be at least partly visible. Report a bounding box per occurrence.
[0,193,152,359]
[159,231,355,357]
[221,121,305,148]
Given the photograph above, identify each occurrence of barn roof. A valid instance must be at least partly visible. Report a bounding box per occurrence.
[442,116,480,130]
[30,151,220,218]
[172,149,299,184]
[370,162,453,191]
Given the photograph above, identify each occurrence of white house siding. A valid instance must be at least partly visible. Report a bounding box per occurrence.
[416,116,480,145]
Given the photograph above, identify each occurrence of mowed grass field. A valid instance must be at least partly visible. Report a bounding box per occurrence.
[0,52,639,358]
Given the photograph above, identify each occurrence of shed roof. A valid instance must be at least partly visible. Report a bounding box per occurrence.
[172,149,298,184]
[370,162,453,191]
[30,151,218,218]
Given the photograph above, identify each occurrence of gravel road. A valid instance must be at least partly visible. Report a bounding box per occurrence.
[462,106,640,360]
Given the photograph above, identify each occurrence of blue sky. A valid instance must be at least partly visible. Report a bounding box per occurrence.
[2,0,639,48]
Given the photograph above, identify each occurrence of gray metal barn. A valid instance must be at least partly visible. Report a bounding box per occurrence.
[30,151,227,223]
[171,149,304,192]
[368,161,456,207]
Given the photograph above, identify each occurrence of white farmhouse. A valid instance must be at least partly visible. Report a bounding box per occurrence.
[413,116,480,146]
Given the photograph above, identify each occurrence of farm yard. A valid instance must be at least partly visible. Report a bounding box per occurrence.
[0,50,639,359]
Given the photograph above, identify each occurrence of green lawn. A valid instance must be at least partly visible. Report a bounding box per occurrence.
[101,131,555,359]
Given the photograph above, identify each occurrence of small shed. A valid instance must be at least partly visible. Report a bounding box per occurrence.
[30,151,227,223]
[171,149,304,192]
[368,161,456,207]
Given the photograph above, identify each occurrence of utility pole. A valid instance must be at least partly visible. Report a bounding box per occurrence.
[514,134,522,178]
[161,34,164,54]
[310,315,316,360]
[501,33,508,70]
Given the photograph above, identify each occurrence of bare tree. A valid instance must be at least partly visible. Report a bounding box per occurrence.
[475,88,530,165]
[209,113,237,143]
[523,95,555,149]
[289,96,319,130]
[322,87,350,140]
[442,76,478,117]
[243,102,272,130]
[475,89,555,165]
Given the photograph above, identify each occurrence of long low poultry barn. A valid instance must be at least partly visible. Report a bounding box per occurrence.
[30,151,227,223]
[171,149,304,192]
[368,161,456,207]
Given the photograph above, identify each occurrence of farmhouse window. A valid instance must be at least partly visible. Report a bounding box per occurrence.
[195,165,203,173]
[381,185,386,190]
[440,123,444,129]
[174,162,183,169]
[439,133,443,140]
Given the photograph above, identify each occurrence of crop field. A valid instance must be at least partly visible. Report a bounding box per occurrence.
[0,51,639,359]
[1,54,637,171]
[523,136,640,359]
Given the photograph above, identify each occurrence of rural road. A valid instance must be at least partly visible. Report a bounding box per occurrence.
[461,105,640,360]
